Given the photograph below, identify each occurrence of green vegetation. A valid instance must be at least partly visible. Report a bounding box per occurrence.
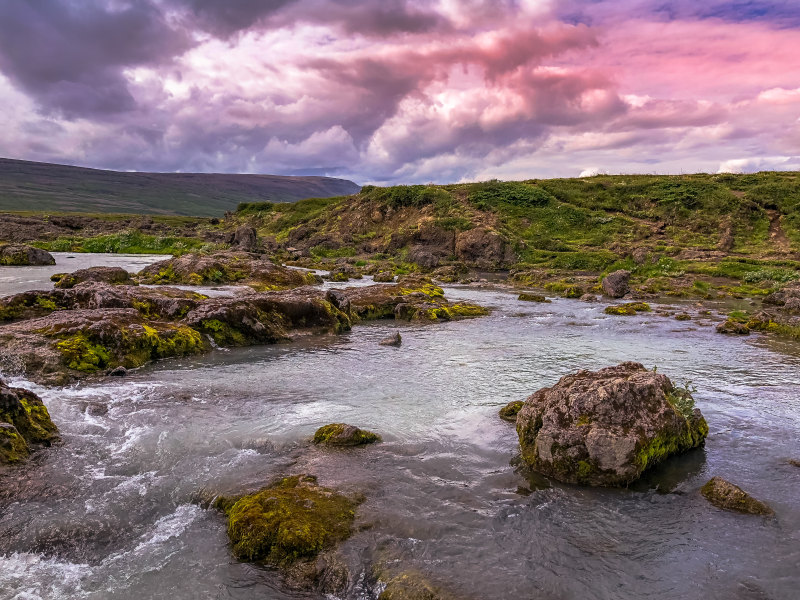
[34,230,217,255]
[313,423,381,446]
[604,302,651,315]
[217,474,359,564]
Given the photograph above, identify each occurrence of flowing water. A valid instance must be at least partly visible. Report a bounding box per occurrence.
[1,258,799,600]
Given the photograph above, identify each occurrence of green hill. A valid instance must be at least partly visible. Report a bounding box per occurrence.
[0,158,360,216]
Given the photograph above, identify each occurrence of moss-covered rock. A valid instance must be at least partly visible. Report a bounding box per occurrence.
[700,476,773,515]
[0,379,59,464]
[313,423,381,447]
[52,266,135,289]
[379,571,456,600]
[516,362,708,486]
[604,302,651,316]
[216,474,360,564]
[518,293,550,303]
[499,400,524,422]
[0,244,55,266]
[716,319,750,335]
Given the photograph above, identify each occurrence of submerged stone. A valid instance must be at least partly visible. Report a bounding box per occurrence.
[516,362,708,486]
[379,332,402,347]
[604,302,651,316]
[700,476,773,515]
[313,423,381,446]
[716,320,750,335]
[518,293,550,303]
[216,474,360,564]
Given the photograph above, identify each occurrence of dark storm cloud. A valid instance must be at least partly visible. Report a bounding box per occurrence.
[0,0,192,117]
[164,0,298,37]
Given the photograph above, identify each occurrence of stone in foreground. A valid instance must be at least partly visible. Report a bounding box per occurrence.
[516,362,708,486]
[379,332,402,346]
[216,474,359,564]
[313,423,381,446]
[0,379,59,464]
[700,476,774,515]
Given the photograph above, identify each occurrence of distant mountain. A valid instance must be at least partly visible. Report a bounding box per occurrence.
[0,158,361,216]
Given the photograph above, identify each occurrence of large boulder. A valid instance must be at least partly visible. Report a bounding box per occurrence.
[455,227,515,268]
[230,225,259,251]
[0,244,55,266]
[516,362,708,486]
[601,270,631,298]
[1,379,59,464]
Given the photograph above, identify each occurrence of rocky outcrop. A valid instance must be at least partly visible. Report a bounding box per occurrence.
[137,251,321,289]
[455,227,515,268]
[0,244,55,266]
[52,266,135,289]
[700,477,773,515]
[516,362,708,486]
[601,270,631,298]
[0,379,58,464]
[0,277,487,384]
[342,276,488,322]
[230,225,259,251]
[215,474,361,566]
[373,271,395,283]
[313,423,381,446]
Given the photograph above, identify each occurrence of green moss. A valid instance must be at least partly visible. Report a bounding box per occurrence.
[313,423,381,446]
[0,425,29,463]
[605,302,651,315]
[499,401,524,422]
[56,333,111,372]
[544,281,583,298]
[422,303,489,320]
[199,318,248,346]
[518,293,550,303]
[576,460,596,481]
[35,297,57,311]
[399,283,445,298]
[220,474,359,564]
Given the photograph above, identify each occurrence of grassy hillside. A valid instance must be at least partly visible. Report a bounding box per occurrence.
[0,158,360,216]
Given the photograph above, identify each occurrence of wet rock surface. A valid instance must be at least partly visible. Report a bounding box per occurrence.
[52,266,135,289]
[379,332,402,346]
[601,270,631,298]
[700,476,774,515]
[499,400,524,422]
[0,379,58,464]
[516,362,708,486]
[0,244,55,266]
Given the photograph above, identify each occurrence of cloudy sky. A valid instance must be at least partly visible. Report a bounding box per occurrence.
[1,0,799,184]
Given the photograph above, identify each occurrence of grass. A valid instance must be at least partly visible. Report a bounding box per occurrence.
[33,230,222,255]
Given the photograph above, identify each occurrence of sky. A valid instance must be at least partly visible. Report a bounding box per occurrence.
[1,0,799,184]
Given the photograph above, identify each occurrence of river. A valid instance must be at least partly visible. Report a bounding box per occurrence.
[0,255,798,599]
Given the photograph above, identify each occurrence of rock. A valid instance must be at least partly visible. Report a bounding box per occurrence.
[601,270,632,298]
[430,265,465,283]
[516,362,708,486]
[700,477,773,515]
[379,571,459,600]
[788,459,800,468]
[499,400,523,422]
[108,366,127,377]
[631,248,650,265]
[675,313,691,321]
[455,227,515,268]
[716,320,750,335]
[379,332,402,347]
[313,423,381,446]
[373,271,395,283]
[0,244,55,266]
[604,302,651,316]
[0,379,59,464]
[52,266,135,289]
[231,225,259,251]
[327,265,361,282]
[215,474,360,564]
[137,251,320,289]
[580,293,600,303]
[518,293,550,303]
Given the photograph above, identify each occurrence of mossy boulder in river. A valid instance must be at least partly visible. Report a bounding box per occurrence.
[0,244,55,266]
[0,379,58,464]
[516,362,708,486]
[215,474,360,564]
[700,476,774,515]
[314,423,381,446]
[137,251,321,289]
[499,400,524,422]
[604,302,651,316]
[379,571,463,600]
